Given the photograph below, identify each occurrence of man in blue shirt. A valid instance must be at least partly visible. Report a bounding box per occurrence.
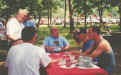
[72,28,94,52]
[23,15,35,27]
[82,40,94,52]
[43,27,70,53]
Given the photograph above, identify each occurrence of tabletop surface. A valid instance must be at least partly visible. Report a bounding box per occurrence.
[46,52,108,75]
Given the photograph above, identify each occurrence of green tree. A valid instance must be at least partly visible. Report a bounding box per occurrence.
[73,0,95,29]
[68,0,74,32]
[93,0,112,25]
[64,0,67,27]
[2,0,43,19]
[42,0,64,27]
[0,0,8,18]
[111,0,121,31]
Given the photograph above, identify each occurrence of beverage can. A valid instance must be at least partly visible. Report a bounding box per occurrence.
[66,55,71,67]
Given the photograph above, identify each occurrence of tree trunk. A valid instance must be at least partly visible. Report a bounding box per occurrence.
[98,0,103,25]
[37,8,41,28]
[83,2,88,30]
[48,8,50,27]
[99,8,103,23]
[50,8,52,25]
[68,0,74,33]
[37,14,41,28]
[119,6,121,31]
[84,12,87,30]
[64,0,67,27]
[76,15,79,27]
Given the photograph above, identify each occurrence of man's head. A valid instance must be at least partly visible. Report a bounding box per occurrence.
[73,28,87,43]
[50,27,59,38]
[92,26,101,34]
[16,9,29,22]
[87,27,93,33]
[22,27,37,43]
[24,13,33,21]
[87,26,101,43]
[72,29,81,43]
[79,33,88,43]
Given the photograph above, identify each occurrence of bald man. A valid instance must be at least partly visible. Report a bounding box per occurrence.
[43,27,70,53]
[6,9,29,46]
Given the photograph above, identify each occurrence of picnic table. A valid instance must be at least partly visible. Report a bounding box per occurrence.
[46,52,108,75]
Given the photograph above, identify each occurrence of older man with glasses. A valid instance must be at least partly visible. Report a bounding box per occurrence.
[6,8,29,46]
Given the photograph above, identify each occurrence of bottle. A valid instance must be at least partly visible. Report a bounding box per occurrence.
[66,55,71,67]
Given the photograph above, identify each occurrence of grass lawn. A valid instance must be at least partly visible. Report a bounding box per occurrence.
[35,24,120,47]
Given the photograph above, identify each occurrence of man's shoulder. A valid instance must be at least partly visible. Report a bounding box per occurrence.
[100,39,108,43]
[23,44,45,53]
[101,39,110,46]
[32,45,45,51]
[45,36,53,40]
[8,17,17,22]
[7,17,18,24]
[28,44,41,49]
[58,36,67,40]
[97,39,108,47]
[8,44,21,53]
[32,45,46,54]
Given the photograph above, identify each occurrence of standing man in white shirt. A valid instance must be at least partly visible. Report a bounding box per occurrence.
[6,27,51,75]
[6,9,29,45]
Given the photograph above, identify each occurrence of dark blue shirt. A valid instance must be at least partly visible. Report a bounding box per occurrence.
[82,40,94,52]
[23,20,35,27]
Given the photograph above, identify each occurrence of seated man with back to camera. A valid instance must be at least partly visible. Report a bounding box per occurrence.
[6,27,52,75]
[43,27,70,53]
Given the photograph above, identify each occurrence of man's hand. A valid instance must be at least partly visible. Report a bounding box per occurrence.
[70,50,81,56]
[46,47,54,52]
[12,40,23,45]
[61,47,65,51]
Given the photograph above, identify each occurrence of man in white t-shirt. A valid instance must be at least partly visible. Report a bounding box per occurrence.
[6,27,51,75]
[6,9,29,45]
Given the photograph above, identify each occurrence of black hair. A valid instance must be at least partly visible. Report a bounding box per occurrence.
[79,28,86,34]
[92,26,101,34]
[72,28,86,43]
[22,27,37,42]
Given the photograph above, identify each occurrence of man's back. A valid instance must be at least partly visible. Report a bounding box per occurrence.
[7,43,51,75]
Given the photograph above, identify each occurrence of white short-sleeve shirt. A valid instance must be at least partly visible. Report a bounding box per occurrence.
[6,17,24,40]
[6,43,51,75]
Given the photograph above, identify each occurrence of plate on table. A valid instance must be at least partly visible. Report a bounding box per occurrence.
[60,64,76,69]
[77,63,100,69]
